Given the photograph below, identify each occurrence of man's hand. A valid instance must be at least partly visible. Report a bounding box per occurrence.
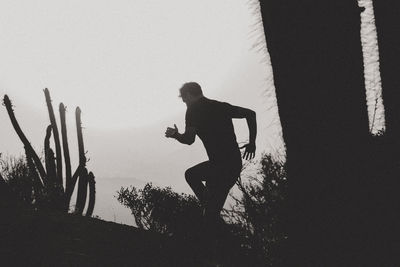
[239,142,256,160]
[165,124,179,138]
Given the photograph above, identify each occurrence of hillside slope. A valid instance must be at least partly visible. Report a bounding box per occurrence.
[0,201,255,267]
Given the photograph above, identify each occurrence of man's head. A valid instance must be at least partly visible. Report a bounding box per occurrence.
[179,82,203,106]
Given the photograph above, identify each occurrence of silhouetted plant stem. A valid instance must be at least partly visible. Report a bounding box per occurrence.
[86,171,96,217]
[74,106,89,214]
[65,165,84,211]
[3,95,46,186]
[76,107,86,167]
[25,147,43,201]
[48,148,57,184]
[44,125,55,186]
[75,167,88,215]
[59,103,72,195]
[44,88,63,192]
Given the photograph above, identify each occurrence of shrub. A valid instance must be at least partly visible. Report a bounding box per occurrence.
[226,154,288,266]
[116,183,202,236]
[0,154,34,204]
[116,154,287,266]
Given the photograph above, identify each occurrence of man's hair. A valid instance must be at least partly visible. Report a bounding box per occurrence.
[179,82,203,97]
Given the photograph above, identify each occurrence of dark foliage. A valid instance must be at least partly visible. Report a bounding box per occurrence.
[117,183,203,236]
[116,155,287,266]
[0,155,34,204]
[225,154,287,266]
[0,154,55,208]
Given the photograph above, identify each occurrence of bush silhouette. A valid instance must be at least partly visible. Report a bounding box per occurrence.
[117,154,287,266]
[117,183,202,236]
[0,154,35,204]
[225,154,287,266]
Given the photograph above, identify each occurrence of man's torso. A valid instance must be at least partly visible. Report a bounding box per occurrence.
[185,97,242,166]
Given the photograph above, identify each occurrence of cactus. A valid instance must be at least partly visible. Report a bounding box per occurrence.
[44,88,63,192]
[0,92,96,216]
[86,171,96,217]
[3,95,46,186]
[3,92,96,216]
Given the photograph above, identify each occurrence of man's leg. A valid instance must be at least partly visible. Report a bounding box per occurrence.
[204,179,235,224]
[205,162,241,219]
[185,161,211,205]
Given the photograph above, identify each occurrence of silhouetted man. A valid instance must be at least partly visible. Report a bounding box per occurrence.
[165,82,257,232]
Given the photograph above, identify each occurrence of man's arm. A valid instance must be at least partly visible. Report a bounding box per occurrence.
[230,106,257,159]
[165,124,196,145]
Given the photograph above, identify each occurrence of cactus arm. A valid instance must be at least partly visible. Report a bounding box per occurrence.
[3,95,46,184]
[85,171,96,217]
[43,125,54,186]
[75,107,86,167]
[47,148,57,186]
[64,165,84,211]
[59,103,72,192]
[44,89,63,191]
[72,107,89,215]
[25,148,44,201]
[75,167,89,215]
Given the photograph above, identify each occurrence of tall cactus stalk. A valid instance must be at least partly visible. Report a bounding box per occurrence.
[25,147,43,201]
[76,107,86,167]
[44,125,55,186]
[65,165,84,211]
[74,106,88,214]
[59,103,72,195]
[3,95,46,186]
[86,171,96,217]
[75,167,88,215]
[47,149,57,186]
[44,89,63,192]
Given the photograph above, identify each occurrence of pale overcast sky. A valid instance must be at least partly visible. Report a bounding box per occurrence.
[0,0,283,185]
[0,0,277,128]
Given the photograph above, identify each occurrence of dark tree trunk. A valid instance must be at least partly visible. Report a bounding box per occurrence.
[373,0,400,139]
[372,1,400,263]
[258,0,374,264]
